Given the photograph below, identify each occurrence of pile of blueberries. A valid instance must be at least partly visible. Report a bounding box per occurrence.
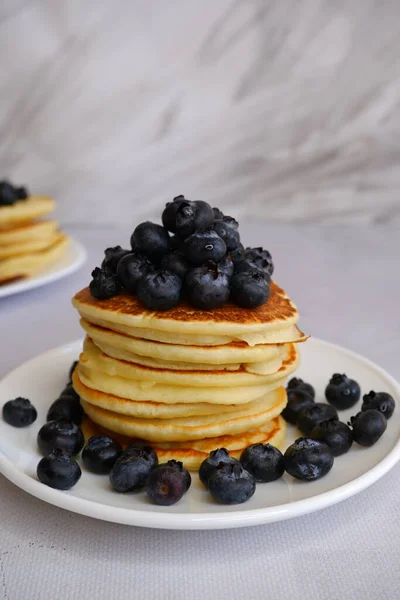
[2,366,395,506]
[0,180,28,206]
[89,195,274,310]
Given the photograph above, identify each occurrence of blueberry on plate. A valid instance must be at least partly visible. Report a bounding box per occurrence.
[37,449,81,490]
[297,403,338,436]
[287,377,315,400]
[160,250,189,279]
[2,397,37,427]
[109,455,152,492]
[159,459,191,492]
[89,267,120,300]
[136,269,182,310]
[208,462,256,505]
[121,443,159,471]
[68,360,79,382]
[37,420,84,456]
[281,389,315,425]
[230,271,270,308]
[362,391,395,419]
[244,247,274,276]
[162,195,187,232]
[146,461,190,506]
[59,383,80,402]
[131,221,170,260]
[309,418,353,457]
[175,200,214,239]
[240,443,284,483]
[117,252,153,293]
[213,220,241,251]
[82,435,122,474]
[183,228,226,265]
[325,374,361,410]
[101,246,131,274]
[47,396,83,425]
[349,410,387,447]
[284,438,334,481]
[199,447,239,487]
[185,262,230,310]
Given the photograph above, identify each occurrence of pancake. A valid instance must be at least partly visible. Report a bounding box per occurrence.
[81,415,287,471]
[81,337,292,387]
[76,344,298,405]
[0,231,60,259]
[72,281,308,345]
[80,318,292,365]
[73,368,285,418]
[89,337,285,375]
[0,196,55,229]
[0,233,69,283]
[80,385,286,442]
[0,220,58,245]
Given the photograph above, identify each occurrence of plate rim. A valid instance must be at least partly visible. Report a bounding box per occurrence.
[0,236,87,299]
[1,336,400,530]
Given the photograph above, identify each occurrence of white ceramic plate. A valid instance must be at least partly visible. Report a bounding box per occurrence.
[0,338,399,530]
[0,237,87,299]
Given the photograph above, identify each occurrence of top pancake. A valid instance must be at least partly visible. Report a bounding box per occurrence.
[73,281,307,341]
[0,196,55,229]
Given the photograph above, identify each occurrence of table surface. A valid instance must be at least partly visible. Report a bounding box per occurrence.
[1,223,399,600]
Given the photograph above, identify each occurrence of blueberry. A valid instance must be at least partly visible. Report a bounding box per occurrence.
[213,207,224,220]
[68,360,79,382]
[234,258,272,280]
[170,235,185,252]
[109,455,152,492]
[310,419,353,457]
[281,389,315,425]
[121,443,159,470]
[89,267,120,300]
[136,269,182,310]
[230,271,270,308]
[2,397,37,427]
[325,374,361,410]
[240,443,284,483]
[287,377,315,400]
[117,252,153,293]
[131,221,170,260]
[160,459,191,492]
[160,251,189,279]
[244,247,274,276]
[146,464,187,505]
[59,384,80,402]
[217,255,234,278]
[199,447,238,487]
[362,391,395,419]
[15,186,28,199]
[213,220,241,251]
[349,410,387,447]
[229,244,245,263]
[101,246,131,274]
[185,262,230,310]
[162,195,187,232]
[47,396,83,425]
[208,462,256,505]
[297,403,338,435]
[37,449,81,490]
[0,181,18,206]
[82,435,122,474]
[222,215,239,230]
[284,438,334,481]
[175,200,214,239]
[183,229,226,265]
[37,420,84,456]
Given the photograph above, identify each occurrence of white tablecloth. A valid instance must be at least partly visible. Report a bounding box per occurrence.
[1,223,399,600]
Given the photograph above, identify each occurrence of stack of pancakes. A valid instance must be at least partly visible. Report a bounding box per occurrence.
[0,195,69,284]
[72,281,307,470]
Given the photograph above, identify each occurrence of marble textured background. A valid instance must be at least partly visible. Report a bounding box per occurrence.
[1,0,400,225]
